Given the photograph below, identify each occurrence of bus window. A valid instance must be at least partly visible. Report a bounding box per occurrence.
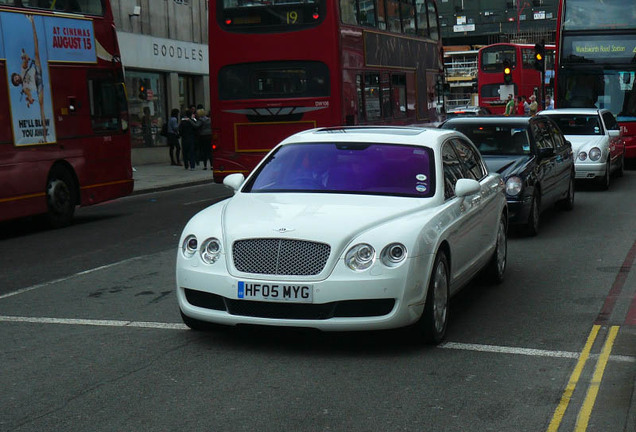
[415,0,428,37]
[392,74,407,118]
[356,74,365,122]
[340,0,357,25]
[381,73,391,118]
[481,46,516,72]
[426,0,439,40]
[365,74,381,121]
[88,72,126,133]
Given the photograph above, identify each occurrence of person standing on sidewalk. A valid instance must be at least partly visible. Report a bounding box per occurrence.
[194,108,213,170]
[179,105,198,170]
[167,108,181,166]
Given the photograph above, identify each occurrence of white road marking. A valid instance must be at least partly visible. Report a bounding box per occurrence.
[0,314,633,363]
[0,256,144,300]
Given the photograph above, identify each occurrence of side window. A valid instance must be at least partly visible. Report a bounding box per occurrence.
[531,121,554,150]
[426,0,439,40]
[453,139,486,180]
[442,142,463,200]
[392,74,407,118]
[547,120,566,148]
[88,71,126,133]
[340,0,358,24]
[602,112,619,131]
[365,74,381,121]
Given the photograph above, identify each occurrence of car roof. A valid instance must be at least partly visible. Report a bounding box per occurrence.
[279,126,459,147]
[538,108,603,116]
[442,115,533,128]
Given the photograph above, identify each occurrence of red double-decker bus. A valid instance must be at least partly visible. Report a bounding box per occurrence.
[0,0,132,227]
[554,0,636,160]
[478,43,555,115]
[209,0,445,182]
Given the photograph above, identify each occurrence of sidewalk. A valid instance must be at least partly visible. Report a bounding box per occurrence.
[132,163,219,194]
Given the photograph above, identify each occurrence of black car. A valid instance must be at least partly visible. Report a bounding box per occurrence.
[441,116,575,235]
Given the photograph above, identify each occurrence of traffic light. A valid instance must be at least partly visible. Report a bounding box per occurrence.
[138,82,147,100]
[503,59,512,84]
[534,43,545,72]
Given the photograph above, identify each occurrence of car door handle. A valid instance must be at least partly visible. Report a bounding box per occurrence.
[471,196,482,205]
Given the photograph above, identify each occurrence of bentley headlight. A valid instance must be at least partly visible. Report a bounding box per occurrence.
[201,238,222,264]
[578,151,588,161]
[182,235,198,258]
[589,147,602,161]
[345,243,375,271]
[505,176,523,196]
[381,243,407,267]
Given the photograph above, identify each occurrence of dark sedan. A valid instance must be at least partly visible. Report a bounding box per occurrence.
[441,116,575,235]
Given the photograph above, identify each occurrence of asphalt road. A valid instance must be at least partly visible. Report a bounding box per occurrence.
[0,174,634,432]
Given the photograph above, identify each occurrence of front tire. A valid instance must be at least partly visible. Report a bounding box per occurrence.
[485,215,507,284]
[525,192,540,236]
[417,252,450,345]
[46,167,76,228]
[558,173,575,211]
[598,160,610,190]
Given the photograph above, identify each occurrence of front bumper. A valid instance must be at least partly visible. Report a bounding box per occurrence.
[506,195,532,225]
[176,254,433,331]
[574,161,606,180]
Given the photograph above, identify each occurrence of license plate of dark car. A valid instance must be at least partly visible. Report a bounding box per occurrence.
[237,281,313,303]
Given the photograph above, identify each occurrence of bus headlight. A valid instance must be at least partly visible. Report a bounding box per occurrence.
[345,243,375,271]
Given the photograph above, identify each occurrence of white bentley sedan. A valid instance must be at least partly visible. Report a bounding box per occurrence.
[177,127,508,344]
[538,108,626,189]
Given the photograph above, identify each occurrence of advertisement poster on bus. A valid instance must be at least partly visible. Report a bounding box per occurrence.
[1,13,56,145]
[1,12,95,146]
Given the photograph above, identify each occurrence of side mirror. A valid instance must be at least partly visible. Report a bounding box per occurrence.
[455,178,481,197]
[223,173,245,191]
[538,147,555,158]
[608,130,620,138]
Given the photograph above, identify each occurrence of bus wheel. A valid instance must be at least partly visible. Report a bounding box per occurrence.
[46,167,76,228]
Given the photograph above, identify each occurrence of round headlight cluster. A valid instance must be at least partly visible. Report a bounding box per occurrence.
[505,176,523,196]
[345,243,375,271]
[381,243,407,267]
[182,235,198,258]
[201,238,222,264]
[589,147,602,161]
[578,151,588,161]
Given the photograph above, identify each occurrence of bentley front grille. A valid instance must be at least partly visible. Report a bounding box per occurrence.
[232,238,331,276]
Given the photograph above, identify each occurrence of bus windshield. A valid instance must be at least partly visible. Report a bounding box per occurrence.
[563,0,636,31]
[220,0,325,31]
[559,70,636,122]
[480,46,516,72]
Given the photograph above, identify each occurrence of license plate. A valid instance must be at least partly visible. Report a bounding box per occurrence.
[237,281,313,303]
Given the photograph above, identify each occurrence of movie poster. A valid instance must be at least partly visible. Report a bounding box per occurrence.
[2,13,56,145]
[1,12,96,146]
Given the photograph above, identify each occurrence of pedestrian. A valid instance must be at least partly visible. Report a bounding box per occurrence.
[528,94,538,116]
[504,94,515,116]
[167,108,181,166]
[179,104,198,170]
[516,96,525,116]
[523,96,530,115]
[194,108,213,170]
[141,106,154,147]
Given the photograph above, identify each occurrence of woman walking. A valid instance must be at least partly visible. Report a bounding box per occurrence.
[195,108,213,170]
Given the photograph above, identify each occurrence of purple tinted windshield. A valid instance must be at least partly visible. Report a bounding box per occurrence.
[247,143,434,197]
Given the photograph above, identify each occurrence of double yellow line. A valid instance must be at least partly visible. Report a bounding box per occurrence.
[547,324,620,431]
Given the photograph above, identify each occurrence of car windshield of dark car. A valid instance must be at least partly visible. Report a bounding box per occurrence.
[547,115,602,136]
[448,124,531,156]
[244,142,435,197]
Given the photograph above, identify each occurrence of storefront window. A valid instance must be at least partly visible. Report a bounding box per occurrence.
[126,71,166,148]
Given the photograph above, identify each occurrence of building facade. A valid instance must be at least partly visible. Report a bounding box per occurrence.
[111,0,209,154]
[438,0,558,46]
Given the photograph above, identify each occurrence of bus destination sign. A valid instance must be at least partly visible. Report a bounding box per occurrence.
[565,35,636,64]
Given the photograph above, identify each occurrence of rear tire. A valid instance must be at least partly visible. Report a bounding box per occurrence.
[46,167,76,228]
[416,252,450,345]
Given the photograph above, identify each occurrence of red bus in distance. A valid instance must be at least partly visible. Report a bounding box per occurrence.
[554,0,636,161]
[0,0,132,227]
[478,43,555,115]
[209,0,446,182]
